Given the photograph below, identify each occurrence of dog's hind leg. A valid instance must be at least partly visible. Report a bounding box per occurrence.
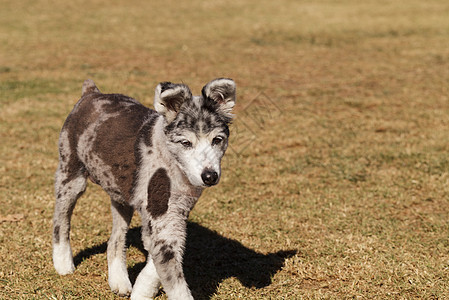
[52,150,87,275]
[108,200,134,296]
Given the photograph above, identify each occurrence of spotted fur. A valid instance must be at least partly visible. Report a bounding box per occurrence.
[52,78,236,299]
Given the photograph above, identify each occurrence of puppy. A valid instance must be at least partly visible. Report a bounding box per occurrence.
[52,78,236,299]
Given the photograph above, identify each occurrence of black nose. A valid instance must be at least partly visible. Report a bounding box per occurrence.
[201,170,219,186]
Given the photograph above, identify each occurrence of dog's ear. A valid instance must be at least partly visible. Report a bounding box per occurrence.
[202,78,236,119]
[154,82,192,123]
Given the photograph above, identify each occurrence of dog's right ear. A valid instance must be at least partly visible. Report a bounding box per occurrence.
[154,82,192,123]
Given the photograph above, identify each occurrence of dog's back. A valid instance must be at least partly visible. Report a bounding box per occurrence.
[58,80,157,203]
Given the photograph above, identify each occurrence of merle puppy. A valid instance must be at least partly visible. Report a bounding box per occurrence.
[52,78,236,299]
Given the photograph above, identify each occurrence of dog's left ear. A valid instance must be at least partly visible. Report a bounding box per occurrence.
[202,78,236,119]
[154,82,192,123]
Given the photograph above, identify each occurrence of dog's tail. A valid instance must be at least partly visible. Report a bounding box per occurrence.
[82,79,101,96]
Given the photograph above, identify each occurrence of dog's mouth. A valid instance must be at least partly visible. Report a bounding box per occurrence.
[174,164,216,188]
[189,172,221,188]
[171,156,221,188]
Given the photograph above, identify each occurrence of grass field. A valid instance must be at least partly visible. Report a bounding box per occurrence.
[1,0,449,298]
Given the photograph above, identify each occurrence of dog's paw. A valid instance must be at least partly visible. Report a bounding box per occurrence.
[130,290,154,300]
[53,243,75,275]
[108,258,133,296]
[131,258,160,300]
[53,261,75,275]
[130,277,159,300]
[113,288,132,298]
[108,273,132,296]
[109,279,133,297]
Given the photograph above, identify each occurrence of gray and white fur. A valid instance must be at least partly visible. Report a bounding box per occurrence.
[52,78,236,299]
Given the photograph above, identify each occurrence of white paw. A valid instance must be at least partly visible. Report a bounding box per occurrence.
[130,290,154,300]
[109,274,133,296]
[131,259,160,300]
[53,243,75,275]
[108,258,132,296]
[167,286,194,300]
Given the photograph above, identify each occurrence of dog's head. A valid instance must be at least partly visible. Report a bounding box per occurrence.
[154,78,236,188]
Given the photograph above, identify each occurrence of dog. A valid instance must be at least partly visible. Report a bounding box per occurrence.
[52,78,236,299]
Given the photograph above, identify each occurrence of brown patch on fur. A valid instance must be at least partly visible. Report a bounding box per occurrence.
[90,97,151,202]
[59,93,104,184]
[147,168,171,218]
[161,249,175,264]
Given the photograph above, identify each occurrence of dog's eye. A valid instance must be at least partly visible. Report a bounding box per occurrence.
[212,137,223,146]
[180,140,192,148]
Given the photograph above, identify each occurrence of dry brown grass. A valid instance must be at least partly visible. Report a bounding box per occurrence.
[1,0,449,298]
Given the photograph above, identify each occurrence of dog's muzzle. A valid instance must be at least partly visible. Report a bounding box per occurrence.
[201,169,219,186]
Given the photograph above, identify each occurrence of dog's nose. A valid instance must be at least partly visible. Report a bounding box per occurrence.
[201,170,219,186]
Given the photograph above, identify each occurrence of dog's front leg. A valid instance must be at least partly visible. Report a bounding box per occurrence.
[130,217,161,300]
[132,210,193,300]
[151,216,193,300]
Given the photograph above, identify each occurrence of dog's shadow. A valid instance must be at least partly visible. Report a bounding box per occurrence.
[74,222,296,299]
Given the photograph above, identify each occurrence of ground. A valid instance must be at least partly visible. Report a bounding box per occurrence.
[1,0,449,298]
